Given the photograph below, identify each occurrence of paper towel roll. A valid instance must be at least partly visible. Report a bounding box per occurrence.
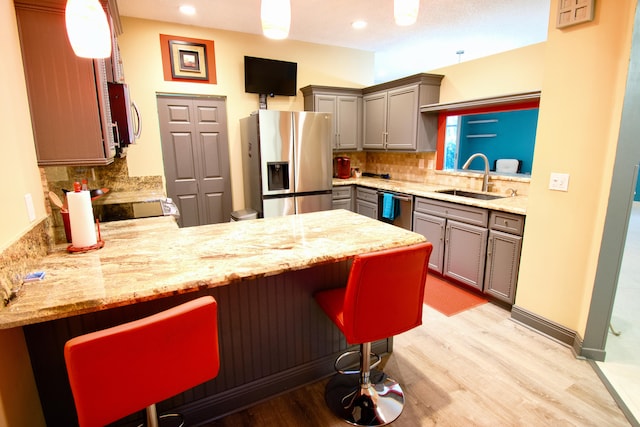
[67,189,97,248]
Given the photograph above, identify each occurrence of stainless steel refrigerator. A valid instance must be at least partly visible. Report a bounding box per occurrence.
[240,110,333,218]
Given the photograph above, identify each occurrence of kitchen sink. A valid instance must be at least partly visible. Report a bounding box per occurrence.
[436,189,504,200]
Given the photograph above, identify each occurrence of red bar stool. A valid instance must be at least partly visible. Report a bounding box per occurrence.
[64,296,220,427]
[314,242,432,426]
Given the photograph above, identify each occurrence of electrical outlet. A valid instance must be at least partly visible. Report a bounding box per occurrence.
[418,159,425,169]
[24,193,36,222]
[427,159,434,169]
[549,172,570,191]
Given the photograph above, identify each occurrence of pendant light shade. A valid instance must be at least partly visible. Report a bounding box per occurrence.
[65,0,112,58]
[394,0,419,26]
[261,0,291,40]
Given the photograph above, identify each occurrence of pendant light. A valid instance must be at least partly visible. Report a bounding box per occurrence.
[394,0,419,26]
[65,0,112,58]
[261,0,291,40]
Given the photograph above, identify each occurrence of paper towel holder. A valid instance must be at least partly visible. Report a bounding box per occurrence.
[67,219,105,253]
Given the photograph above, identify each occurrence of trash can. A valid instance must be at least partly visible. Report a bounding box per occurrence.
[230,209,257,222]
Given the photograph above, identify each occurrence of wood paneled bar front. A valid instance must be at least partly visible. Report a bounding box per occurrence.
[0,210,425,426]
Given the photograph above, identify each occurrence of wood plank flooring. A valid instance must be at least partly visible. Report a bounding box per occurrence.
[202,302,631,426]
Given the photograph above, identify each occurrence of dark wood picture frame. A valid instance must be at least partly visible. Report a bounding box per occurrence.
[160,34,217,84]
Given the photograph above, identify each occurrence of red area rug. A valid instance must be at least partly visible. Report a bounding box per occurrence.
[423,274,488,316]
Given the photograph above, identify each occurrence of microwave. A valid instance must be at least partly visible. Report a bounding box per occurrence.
[107,82,141,154]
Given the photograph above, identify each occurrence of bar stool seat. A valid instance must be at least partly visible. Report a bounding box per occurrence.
[315,242,432,426]
[64,296,220,427]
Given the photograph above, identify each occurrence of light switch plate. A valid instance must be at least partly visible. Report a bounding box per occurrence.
[24,193,36,221]
[549,173,570,191]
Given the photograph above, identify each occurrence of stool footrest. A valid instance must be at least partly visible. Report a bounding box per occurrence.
[335,350,381,375]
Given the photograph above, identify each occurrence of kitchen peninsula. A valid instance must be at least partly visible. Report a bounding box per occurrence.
[0,210,426,426]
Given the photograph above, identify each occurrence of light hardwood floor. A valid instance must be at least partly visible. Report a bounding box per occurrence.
[204,301,631,426]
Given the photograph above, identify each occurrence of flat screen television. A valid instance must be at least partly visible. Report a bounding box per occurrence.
[244,56,297,97]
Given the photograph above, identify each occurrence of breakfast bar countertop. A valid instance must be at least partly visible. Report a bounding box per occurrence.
[0,210,425,329]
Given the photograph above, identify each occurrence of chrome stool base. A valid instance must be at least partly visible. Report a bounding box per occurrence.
[325,368,404,426]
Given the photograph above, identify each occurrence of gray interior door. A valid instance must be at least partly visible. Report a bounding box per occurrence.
[157,95,232,227]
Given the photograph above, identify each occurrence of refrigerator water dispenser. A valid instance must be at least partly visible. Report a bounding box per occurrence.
[267,162,290,191]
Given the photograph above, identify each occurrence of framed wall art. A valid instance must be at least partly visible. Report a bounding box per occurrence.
[160,34,217,84]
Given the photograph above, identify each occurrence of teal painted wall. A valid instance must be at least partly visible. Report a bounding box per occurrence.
[458,109,538,174]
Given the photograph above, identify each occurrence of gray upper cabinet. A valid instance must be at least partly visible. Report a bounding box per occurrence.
[362,92,387,150]
[362,73,444,152]
[15,0,118,166]
[301,86,362,151]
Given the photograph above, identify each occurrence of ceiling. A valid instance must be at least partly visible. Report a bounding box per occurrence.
[116,0,552,82]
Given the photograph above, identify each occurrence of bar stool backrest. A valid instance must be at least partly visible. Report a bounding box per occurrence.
[64,296,220,427]
[342,242,432,344]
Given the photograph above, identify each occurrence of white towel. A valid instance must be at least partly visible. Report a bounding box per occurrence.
[496,159,519,173]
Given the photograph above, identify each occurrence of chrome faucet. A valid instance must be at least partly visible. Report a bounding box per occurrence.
[462,153,490,192]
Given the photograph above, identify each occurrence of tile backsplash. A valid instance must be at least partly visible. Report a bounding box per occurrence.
[334,151,530,196]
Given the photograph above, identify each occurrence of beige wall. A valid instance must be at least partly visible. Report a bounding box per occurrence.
[430,42,546,103]
[1,4,47,426]
[517,0,635,336]
[118,17,375,211]
[432,1,636,336]
[0,0,47,253]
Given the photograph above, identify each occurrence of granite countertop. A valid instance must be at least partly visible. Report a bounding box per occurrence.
[92,190,167,205]
[332,177,528,215]
[0,210,425,329]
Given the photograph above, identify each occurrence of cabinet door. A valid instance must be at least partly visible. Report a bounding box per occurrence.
[332,198,352,211]
[356,199,378,219]
[444,220,488,291]
[336,96,359,150]
[15,4,114,166]
[413,211,446,273]
[315,95,337,148]
[362,92,387,149]
[484,230,522,304]
[386,85,419,150]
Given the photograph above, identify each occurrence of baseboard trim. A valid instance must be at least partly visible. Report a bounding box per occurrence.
[511,305,583,355]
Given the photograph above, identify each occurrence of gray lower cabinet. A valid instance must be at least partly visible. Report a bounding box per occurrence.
[413,197,489,291]
[444,220,488,291]
[332,186,354,211]
[413,211,445,273]
[355,186,378,219]
[484,211,525,304]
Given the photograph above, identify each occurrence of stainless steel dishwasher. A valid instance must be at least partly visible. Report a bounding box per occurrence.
[377,191,413,230]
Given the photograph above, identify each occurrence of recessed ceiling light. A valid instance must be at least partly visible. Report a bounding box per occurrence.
[179,5,196,15]
[352,20,367,30]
